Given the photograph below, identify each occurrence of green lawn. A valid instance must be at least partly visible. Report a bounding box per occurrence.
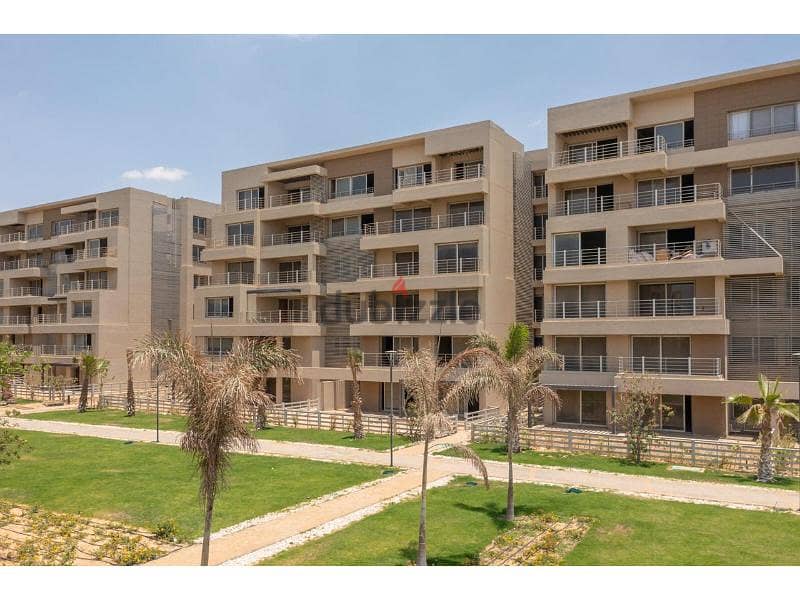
[439,442,800,491]
[21,409,410,451]
[263,477,800,566]
[0,429,385,539]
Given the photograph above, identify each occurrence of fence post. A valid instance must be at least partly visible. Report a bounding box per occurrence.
[691,440,696,466]
[568,431,573,452]
[317,411,321,430]
[283,408,288,426]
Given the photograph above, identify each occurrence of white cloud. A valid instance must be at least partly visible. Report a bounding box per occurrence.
[121,166,188,182]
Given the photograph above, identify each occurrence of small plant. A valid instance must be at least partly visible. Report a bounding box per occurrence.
[610,376,663,465]
[152,519,183,543]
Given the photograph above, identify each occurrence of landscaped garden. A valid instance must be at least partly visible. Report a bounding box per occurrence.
[439,442,800,490]
[20,409,410,451]
[0,429,386,541]
[262,477,800,566]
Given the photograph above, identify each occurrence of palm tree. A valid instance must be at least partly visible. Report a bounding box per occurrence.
[125,349,135,416]
[451,324,560,521]
[346,348,365,439]
[77,353,110,413]
[726,375,800,482]
[134,332,298,565]
[399,349,488,566]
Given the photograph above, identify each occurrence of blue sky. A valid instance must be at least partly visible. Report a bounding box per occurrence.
[0,35,798,208]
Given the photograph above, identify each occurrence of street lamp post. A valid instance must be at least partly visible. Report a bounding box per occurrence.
[385,350,399,468]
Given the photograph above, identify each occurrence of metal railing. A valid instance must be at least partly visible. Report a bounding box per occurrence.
[534,267,543,281]
[550,183,723,217]
[1,287,46,298]
[268,189,320,208]
[430,305,481,321]
[729,121,799,140]
[59,280,112,293]
[52,216,122,236]
[247,310,310,323]
[34,313,67,324]
[0,315,32,326]
[434,257,481,274]
[553,136,666,167]
[28,345,93,357]
[359,262,420,279]
[75,247,116,261]
[0,257,48,271]
[0,231,28,244]
[363,211,484,236]
[259,270,309,285]
[618,356,722,377]
[355,307,422,322]
[550,239,721,267]
[329,187,374,201]
[544,298,720,319]
[262,230,322,246]
[395,163,484,189]
[532,185,548,200]
[533,226,546,240]
[211,233,255,247]
[195,272,256,286]
[545,355,616,373]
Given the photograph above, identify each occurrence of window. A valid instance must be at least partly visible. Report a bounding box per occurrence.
[206,337,233,356]
[226,261,254,284]
[728,102,800,139]
[330,215,362,237]
[447,200,484,226]
[436,242,478,273]
[533,254,545,280]
[226,222,254,245]
[631,336,691,374]
[636,176,683,207]
[532,173,547,199]
[192,245,203,263]
[51,218,74,236]
[281,377,292,403]
[26,223,42,240]
[393,251,419,276]
[331,173,374,198]
[661,395,686,431]
[193,274,209,288]
[655,122,687,149]
[554,337,607,372]
[552,231,606,267]
[72,300,92,318]
[192,215,209,237]
[237,187,264,210]
[731,161,799,194]
[98,209,119,226]
[74,333,92,351]
[206,297,234,318]
[87,271,109,289]
[393,207,431,232]
[395,164,431,188]
[552,284,605,319]
[556,390,607,425]
[434,289,479,321]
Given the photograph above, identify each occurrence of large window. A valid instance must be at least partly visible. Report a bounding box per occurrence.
[393,207,431,232]
[206,297,234,318]
[434,289,479,321]
[26,223,43,240]
[237,187,264,210]
[332,173,374,198]
[448,200,484,226]
[660,394,687,431]
[226,261,254,284]
[226,222,254,245]
[436,242,478,273]
[554,337,607,372]
[98,209,119,226]
[206,336,233,356]
[330,215,362,237]
[729,102,799,139]
[72,300,92,318]
[637,120,694,151]
[74,333,92,351]
[192,215,209,237]
[395,164,431,188]
[51,218,74,236]
[552,231,606,267]
[192,245,203,263]
[556,390,607,425]
[552,284,605,319]
[731,161,799,194]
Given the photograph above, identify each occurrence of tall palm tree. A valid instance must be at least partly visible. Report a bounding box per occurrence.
[726,375,800,482]
[125,349,135,416]
[346,348,365,439]
[134,333,298,565]
[77,353,110,413]
[399,349,488,566]
[451,324,560,521]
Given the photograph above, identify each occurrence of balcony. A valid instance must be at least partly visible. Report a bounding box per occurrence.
[33,314,67,325]
[51,215,123,238]
[328,187,375,202]
[359,262,419,279]
[210,234,255,248]
[553,136,666,167]
[195,272,255,287]
[262,231,322,246]
[20,345,93,358]
[533,225,546,241]
[549,240,721,268]
[349,304,481,336]
[363,211,484,237]
[544,355,616,373]
[357,259,481,280]
[533,185,548,201]
[0,257,48,273]
[395,164,485,189]
[75,247,116,261]
[59,280,113,294]
[0,231,29,245]
[618,356,722,377]
[544,298,720,319]
[0,287,47,299]
[549,183,723,217]
[0,315,31,326]
[247,310,310,324]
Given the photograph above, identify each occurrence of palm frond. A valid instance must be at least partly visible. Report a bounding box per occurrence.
[467,332,500,355]
[503,323,530,361]
[446,444,489,488]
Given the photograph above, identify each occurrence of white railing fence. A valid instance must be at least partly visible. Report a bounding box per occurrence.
[395,163,484,189]
[550,183,722,217]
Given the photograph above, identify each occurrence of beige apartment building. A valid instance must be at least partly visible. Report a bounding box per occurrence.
[537,59,800,438]
[0,188,218,383]
[193,121,530,413]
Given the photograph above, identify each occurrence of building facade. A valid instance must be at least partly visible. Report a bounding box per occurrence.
[0,188,218,383]
[537,60,800,437]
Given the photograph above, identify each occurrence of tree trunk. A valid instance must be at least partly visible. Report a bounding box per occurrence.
[255,406,267,430]
[506,432,515,521]
[527,399,534,428]
[351,367,364,439]
[126,350,135,417]
[200,494,215,566]
[757,411,775,482]
[78,374,89,413]
[416,435,430,566]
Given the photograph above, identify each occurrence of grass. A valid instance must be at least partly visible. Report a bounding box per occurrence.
[439,442,800,491]
[0,429,385,539]
[21,408,410,451]
[262,477,800,566]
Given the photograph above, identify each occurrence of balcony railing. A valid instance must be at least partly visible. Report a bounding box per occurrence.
[544,298,720,319]
[1,287,46,298]
[0,257,48,271]
[363,211,484,236]
[34,314,67,325]
[545,355,616,373]
[59,280,112,293]
[247,310,310,324]
[553,136,666,167]
[550,183,723,217]
[259,270,309,285]
[395,164,484,189]
[359,262,420,279]
[52,216,121,237]
[430,305,481,321]
[729,121,799,141]
[549,239,721,267]
[533,226,546,240]
[262,230,322,246]
[534,266,543,281]
[25,345,93,357]
[0,232,28,244]
[268,189,321,208]
[196,272,256,286]
[434,257,481,274]
[75,247,116,261]
[533,185,548,200]
[355,307,421,322]
[618,356,722,377]
[211,234,255,248]
[0,315,32,326]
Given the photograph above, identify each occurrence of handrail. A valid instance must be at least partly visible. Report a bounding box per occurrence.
[553,136,666,167]
[268,188,321,208]
[544,355,615,373]
[211,233,255,248]
[618,356,722,377]
[359,262,420,279]
[549,239,721,267]
[544,298,720,319]
[0,231,28,244]
[434,257,481,274]
[395,163,485,189]
[247,310,310,323]
[52,216,122,236]
[329,186,374,201]
[0,315,32,325]
[0,287,47,298]
[550,183,722,217]
[34,313,67,324]
[363,211,484,236]
[262,230,322,246]
[0,257,48,271]
[75,247,116,261]
[258,270,309,285]
[59,280,112,293]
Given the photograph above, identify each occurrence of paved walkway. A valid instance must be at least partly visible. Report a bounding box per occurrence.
[7,416,800,565]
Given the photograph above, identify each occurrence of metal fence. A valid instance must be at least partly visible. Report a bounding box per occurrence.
[470,419,800,477]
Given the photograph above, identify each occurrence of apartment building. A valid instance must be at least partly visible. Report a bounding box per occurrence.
[0,188,218,383]
[537,59,800,438]
[193,121,529,412]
